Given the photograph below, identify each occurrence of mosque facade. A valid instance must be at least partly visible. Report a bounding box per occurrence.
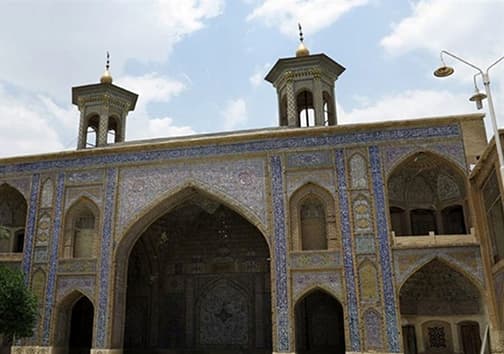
[0,42,503,354]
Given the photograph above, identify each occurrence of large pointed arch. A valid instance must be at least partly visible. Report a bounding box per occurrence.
[0,183,28,253]
[110,185,272,351]
[387,151,471,236]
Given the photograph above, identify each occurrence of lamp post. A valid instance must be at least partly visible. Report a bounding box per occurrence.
[434,50,504,186]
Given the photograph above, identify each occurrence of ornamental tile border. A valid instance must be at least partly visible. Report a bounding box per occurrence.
[285,150,333,169]
[369,146,400,353]
[0,124,460,175]
[96,168,117,348]
[56,275,95,302]
[270,156,289,352]
[335,149,360,351]
[291,271,343,301]
[22,174,40,281]
[42,173,64,345]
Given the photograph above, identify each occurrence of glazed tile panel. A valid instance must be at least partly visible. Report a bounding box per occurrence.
[22,174,40,280]
[335,149,361,351]
[42,173,65,345]
[117,159,267,238]
[96,168,117,348]
[369,146,400,352]
[270,156,290,352]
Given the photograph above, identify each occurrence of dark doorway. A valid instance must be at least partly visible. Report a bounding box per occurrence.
[402,325,417,354]
[295,290,345,354]
[69,297,94,354]
[442,205,466,235]
[460,322,481,354]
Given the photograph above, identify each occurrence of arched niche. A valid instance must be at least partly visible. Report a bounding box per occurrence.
[290,183,337,251]
[112,187,272,353]
[84,114,99,148]
[399,259,485,354]
[387,152,470,236]
[0,183,27,253]
[62,198,100,259]
[294,288,345,354]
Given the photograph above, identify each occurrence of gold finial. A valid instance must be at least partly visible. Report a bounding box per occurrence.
[296,23,310,57]
[100,51,113,84]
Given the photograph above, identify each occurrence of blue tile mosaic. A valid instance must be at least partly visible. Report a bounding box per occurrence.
[369,146,400,352]
[335,149,361,351]
[22,174,40,282]
[0,124,460,175]
[96,168,117,348]
[42,173,64,345]
[270,156,290,352]
[286,150,332,169]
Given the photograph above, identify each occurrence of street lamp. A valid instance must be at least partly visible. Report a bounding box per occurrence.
[434,50,504,186]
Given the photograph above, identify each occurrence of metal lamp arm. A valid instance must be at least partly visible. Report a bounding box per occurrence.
[441,50,483,75]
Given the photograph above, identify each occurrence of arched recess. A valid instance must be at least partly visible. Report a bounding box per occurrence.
[53,291,95,354]
[387,151,470,236]
[296,90,315,127]
[294,288,345,354]
[0,183,27,253]
[359,261,379,303]
[107,115,120,144]
[363,308,384,350]
[290,183,337,251]
[62,198,100,259]
[111,186,272,353]
[399,259,485,354]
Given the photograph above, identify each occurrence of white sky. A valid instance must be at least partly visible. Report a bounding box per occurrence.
[0,0,503,157]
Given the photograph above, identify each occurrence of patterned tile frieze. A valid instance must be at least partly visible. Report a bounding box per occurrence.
[96,168,117,348]
[348,152,369,189]
[22,174,40,282]
[117,159,266,238]
[35,212,51,247]
[33,247,48,264]
[393,246,484,288]
[42,173,64,345]
[335,149,360,351]
[285,150,332,169]
[40,179,54,208]
[289,251,341,269]
[383,140,466,175]
[66,169,105,184]
[0,177,31,200]
[270,156,290,352]
[64,185,103,211]
[56,275,95,302]
[292,271,343,301]
[369,145,400,352]
[355,235,376,255]
[351,192,373,234]
[286,169,334,196]
[0,124,460,175]
[57,259,97,273]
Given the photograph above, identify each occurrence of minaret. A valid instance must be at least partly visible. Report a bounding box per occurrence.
[265,25,345,127]
[72,53,138,149]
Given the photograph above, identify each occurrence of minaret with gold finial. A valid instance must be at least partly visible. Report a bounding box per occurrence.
[72,52,138,149]
[265,24,345,127]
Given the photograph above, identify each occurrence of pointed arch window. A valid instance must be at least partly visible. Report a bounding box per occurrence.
[63,200,99,259]
[300,197,327,250]
[297,90,315,127]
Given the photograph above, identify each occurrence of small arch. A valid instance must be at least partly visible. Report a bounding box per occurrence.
[0,183,27,253]
[359,260,379,302]
[41,178,54,208]
[84,114,99,148]
[62,198,100,259]
[349,153,368,189]
[107,115,120,144]
[296,90,315,127]
[294,288,345,354]
[290,183,337,251]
